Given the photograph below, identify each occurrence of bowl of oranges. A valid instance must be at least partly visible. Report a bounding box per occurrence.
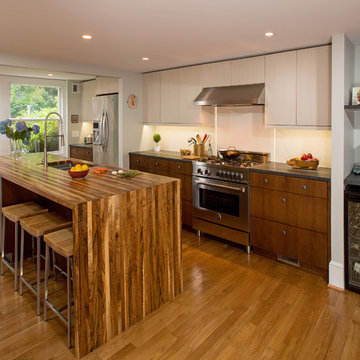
[68,164,89,179]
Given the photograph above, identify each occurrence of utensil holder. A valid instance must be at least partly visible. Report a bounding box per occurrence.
[193,144,206,156]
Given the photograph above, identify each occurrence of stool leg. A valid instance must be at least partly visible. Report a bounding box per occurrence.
[32,236,35,263]
[52,249,57,280]
[36,236,41,316]
[67,256,72,348]
[1,215,5,275]
[14,221,19,291]
[44,244,49,322]
[19,227,24,296]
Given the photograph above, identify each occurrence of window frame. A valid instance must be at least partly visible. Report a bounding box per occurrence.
[9,77,67,156]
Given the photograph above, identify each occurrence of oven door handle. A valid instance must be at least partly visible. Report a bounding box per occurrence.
[194,180,246,193]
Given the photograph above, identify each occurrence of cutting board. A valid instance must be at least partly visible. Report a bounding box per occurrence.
[182,155,200,160]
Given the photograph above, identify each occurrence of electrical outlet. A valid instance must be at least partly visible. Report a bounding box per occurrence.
[72,131,80,138]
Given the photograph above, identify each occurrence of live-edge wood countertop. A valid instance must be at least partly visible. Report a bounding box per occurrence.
[0,153,179,209]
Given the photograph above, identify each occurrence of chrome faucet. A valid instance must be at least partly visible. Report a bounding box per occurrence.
[43,111,64,168]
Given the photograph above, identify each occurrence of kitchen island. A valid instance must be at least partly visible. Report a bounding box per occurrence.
[0,153,182,359]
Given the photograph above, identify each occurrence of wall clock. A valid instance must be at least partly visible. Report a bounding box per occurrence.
[127,94,138,109]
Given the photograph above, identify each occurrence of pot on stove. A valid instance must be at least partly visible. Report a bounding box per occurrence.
[218,146,241,160]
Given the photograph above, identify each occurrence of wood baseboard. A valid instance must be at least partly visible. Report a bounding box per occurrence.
[327,284,345,292]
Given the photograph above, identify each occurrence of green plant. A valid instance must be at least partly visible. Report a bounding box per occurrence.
[153,133,161,143]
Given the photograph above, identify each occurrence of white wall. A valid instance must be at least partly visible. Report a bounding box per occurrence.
[0,76,10,155]
[353,45,360,163]
[329,34,355,289]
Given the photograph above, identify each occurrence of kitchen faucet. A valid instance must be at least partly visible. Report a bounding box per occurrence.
[43,111,64,168]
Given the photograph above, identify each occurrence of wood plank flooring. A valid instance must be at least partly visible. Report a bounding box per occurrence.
[1,229,360,359]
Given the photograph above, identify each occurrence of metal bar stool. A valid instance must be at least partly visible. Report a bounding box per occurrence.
[44,227,73,348]
[19,212,72,316]
[0,202,48,291]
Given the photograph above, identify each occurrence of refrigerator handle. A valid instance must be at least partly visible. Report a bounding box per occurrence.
[100,111,105,151]
[104,111,110,152]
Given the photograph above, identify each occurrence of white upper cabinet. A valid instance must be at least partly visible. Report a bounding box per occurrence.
[200,62,231,88]
[296,46,331,127]
[231,56,265,85]
[161,69,180,124]
[95,76,119,95]
[179,66,202,124]
[143,72,161,124]
[81,80,96,121]
[265,51,297,127]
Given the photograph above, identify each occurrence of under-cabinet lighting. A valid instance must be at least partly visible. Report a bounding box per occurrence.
[82,34,92,40]
[265,32,274,37]
[142,57,150,61]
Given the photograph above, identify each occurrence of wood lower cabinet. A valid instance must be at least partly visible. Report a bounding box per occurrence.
[129,154,193,227]
[250,171,330,277]
[70,146,93,162]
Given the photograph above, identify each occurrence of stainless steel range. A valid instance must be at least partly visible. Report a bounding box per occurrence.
[192,151,269,253]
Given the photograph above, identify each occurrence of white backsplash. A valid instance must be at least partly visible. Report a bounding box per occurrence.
[274,128,331,167]
[216,107,274,154]
[139,125,215,153]
[140,107,331,168]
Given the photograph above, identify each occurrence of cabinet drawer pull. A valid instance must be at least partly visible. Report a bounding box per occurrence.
[264,178,269,184]
[282,198,286,203]
[282,230,287,236]
[155,162,159,166]
[302,184,307,190]
[178,165,182,170]
[136,159,140,164]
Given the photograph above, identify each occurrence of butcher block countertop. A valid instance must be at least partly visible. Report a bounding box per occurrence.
[0,153,178,209]
[0,153,182,359]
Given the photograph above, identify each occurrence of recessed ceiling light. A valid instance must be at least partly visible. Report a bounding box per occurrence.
[82,34,92,40]
[48,73,53,77]
[265,32,274,37]
[142,57,150,61]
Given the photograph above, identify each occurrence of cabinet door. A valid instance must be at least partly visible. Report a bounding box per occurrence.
[161,69,180,124]
[95,76,119,95]
[81,80,96,121]
[143,72,161,123]
[296,46,331,127]
[231,56,265,85]
[265,51,297,126]
[200,61,231,88]
[179,66,201,124]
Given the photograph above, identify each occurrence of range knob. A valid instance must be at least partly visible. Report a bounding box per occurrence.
[216,171,221,176]
[231,173,236,179]
[197,168,203,175]
[204,169,211,175]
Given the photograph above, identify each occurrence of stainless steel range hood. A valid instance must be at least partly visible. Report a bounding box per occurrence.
[194,83,265,107]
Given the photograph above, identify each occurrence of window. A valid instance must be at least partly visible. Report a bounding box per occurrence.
[10,83,64,153]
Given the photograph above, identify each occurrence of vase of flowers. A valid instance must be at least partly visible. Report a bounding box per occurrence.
[153,133,161,152]
[0,119,40,160]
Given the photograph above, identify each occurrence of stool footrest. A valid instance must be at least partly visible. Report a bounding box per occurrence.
[1,257,15,274]
[44,299,70,325]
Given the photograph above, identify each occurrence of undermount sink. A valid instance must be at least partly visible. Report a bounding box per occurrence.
[48,160,93,171]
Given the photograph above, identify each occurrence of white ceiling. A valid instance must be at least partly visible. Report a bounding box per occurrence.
[0,65,95,81]
[0,0,359,73]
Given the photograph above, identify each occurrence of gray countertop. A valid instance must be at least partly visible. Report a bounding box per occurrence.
[251,162,331,182]
[129,152,332,182]
[69,143,94,148]
[129,150,195,162]
[344,173,360,187]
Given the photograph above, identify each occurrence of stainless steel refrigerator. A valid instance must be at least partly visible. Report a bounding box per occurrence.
[92,94,119,166]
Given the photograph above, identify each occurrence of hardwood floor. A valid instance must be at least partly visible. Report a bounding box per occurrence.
[1,229,360,359]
